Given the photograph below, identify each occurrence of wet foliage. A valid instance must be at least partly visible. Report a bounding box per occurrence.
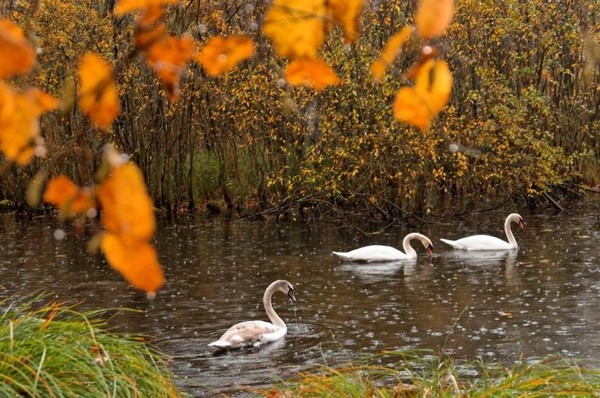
[0,296,183,397]
[262,351,600,397]
[0,0,596,219]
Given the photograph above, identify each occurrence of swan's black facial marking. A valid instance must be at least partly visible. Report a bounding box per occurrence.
[287,286,296,302]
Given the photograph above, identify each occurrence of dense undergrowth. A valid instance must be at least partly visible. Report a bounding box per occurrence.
[0,0,598,220]
[0,296,183,397]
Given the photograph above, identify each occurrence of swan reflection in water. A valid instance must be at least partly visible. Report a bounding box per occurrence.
[336,258,435,283]
[444,249,518,267]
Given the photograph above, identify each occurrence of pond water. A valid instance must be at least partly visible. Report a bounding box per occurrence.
[1,200,599,397]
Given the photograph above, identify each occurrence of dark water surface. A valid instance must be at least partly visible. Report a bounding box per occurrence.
[1,201,599,397]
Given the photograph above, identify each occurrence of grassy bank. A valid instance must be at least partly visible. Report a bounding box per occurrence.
[0,296,184,397]
[262,351,600,397]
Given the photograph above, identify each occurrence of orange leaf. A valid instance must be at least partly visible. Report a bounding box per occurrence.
[371,26,413,81]
[43,175,77,207]
[0,19,35,78]
[78,53,120,129]
[145,34,194,100]
[96,162,156,245]
[415,0,454,40]
[43,175,95,217]
[0,83,57,165]
[284,58,340,91]
[135,6,166,51]
[114,0,181,16]
[196,35,254,77]
[134,7,194,100]
[263,0,326,59]
[393,59,452,130]
[101,233,164,294]
[393,87,432,130]
[326,0,364,43]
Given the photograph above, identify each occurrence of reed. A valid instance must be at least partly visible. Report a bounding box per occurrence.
[0,296,184,397]
[262,351,600,397]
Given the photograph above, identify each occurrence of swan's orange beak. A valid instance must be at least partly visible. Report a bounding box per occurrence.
[427,244,434,258]
[518,219,525,228]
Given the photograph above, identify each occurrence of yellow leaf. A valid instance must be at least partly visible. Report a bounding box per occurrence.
[43,175,95,218]
[196,35,254,77]
[101,233,164,294]
[415,0,454,40]
[78,52,120,129]
[326,0,364,43]
[96,163,156,245]
[0,83,57,165]
[393,59,452,130]
[114,0,181,16]
[371,26,413,81]
[263,0,326,59]
[0,19,35,78]
[284,58,340,90]
[414,59,453,112]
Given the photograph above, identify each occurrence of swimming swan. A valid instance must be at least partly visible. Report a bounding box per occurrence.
[332,232,433,262]
[208,280,296,349]
[440,213,524,251]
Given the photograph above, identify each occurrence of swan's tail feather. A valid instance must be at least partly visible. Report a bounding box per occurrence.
[332,251,350,259]
[208,341,230,348]
[440,238,463,249]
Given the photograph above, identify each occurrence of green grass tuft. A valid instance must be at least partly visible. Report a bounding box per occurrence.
[0,295,185,397]
[262,351,600,397]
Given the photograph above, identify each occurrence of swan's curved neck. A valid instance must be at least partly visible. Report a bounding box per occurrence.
[263,286,286,328]
[504,217,517,248]
[402,233,419,258]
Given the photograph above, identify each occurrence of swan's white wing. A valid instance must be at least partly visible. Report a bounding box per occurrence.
[332,245,409,262]
[441,235,512,251]
[208,320,285,348]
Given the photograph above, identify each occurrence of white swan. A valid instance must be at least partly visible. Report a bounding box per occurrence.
[440,213,524,251]
[332,232,433,262]
[208,280,296,349]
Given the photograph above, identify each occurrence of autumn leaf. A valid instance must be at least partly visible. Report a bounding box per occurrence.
[284,58,340,90]
[0,83,57,165]
[135,7,194,100]
[393,87,433,130]
[43,175,95,218]
[414,59,452,112]
[101,233,164,294]
[196,35,254,77]
[145,34,194,100]
[415,0,454,40]
[135,5,166,51]
[114,0,181,16]
[371,26,414,81]
[326,0,364,43]
[96,162,156,245]
[0,19,36,78]
[95,145,164,294]
[393,59,452,130]
[78,52,120,129]
[263,0,326,59]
